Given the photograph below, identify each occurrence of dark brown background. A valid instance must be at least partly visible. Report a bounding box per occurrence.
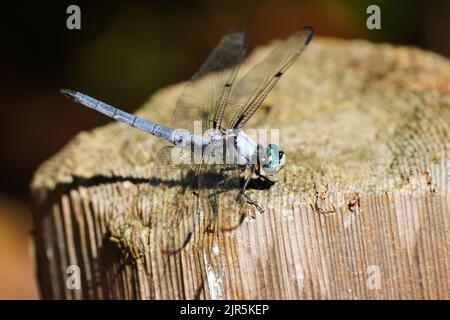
[1,0,449,299]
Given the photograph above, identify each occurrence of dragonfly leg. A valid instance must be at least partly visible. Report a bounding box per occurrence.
[237,171,264,214]
[240,192,264,213]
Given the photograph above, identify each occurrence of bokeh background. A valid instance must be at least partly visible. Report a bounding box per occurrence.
[1,0,449,299]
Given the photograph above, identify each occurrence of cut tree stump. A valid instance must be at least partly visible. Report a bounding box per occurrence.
[31,37,450,299]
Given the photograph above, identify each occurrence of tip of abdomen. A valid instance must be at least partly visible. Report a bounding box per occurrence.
[60,89,77,100]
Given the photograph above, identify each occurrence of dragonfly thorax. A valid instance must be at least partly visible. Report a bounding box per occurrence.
[199,130,285,175]
[202,129,257,167]
[235,130,259,164]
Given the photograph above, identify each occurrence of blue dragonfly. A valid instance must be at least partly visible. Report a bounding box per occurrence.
[62,27,314,253]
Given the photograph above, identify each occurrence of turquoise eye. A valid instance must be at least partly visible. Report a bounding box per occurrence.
[262,144,286,174]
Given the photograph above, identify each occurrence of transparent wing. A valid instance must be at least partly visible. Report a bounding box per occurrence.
[221,27,314,129]
[150,141,248,252]
[151,145,187,182]
[197,164,247,235]
[172,28,248,133]
[194,138,248,236]
[150,146,198,252]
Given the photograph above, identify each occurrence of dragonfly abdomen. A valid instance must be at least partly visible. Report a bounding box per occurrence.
[61,89,177,144]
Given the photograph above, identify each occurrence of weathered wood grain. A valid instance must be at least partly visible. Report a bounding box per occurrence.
[31,37,450,299]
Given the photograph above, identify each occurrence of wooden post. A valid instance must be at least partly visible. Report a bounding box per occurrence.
[31,38,450,299]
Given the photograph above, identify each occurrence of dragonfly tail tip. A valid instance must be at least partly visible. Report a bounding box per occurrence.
[60,89,76,100]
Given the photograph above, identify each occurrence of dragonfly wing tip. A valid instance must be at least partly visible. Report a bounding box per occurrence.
[303,26,315,44]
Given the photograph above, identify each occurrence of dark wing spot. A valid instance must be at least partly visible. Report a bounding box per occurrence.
[224,83,232,87]
[275,71,283,77]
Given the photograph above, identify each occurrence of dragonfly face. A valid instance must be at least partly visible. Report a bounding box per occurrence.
[261,144,286,175]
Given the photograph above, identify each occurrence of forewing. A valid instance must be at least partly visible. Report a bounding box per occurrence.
[222,27,314,129]
[172,29,248,133]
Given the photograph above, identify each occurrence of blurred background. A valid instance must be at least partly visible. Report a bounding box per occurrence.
[1,0,449,299]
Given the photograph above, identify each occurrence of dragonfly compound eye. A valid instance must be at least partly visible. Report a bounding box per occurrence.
[262,144,286,175]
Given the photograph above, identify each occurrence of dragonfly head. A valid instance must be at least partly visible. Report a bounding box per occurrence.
[261,144,286,175]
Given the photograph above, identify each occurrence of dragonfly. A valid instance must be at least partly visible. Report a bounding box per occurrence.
[61,26,314,253]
